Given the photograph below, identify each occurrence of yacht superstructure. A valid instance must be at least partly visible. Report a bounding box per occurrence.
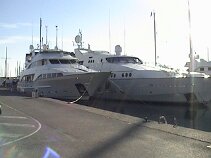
[74,32,211,104]
[17,46,110,100]
[185,58,211,76]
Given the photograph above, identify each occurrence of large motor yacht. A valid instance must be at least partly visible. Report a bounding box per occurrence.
[17,45,110,100]
[185,58,211,76]
[73,32,211,104]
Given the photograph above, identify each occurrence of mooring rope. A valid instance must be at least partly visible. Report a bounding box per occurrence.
[68,75,94,104]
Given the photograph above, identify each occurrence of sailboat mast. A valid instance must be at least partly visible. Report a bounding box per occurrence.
[4,47,7,78]
[188,0,194,72]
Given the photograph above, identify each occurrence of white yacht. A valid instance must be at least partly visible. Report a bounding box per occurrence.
[17,45,110,100]
[73,32,211,104]
[185,58,211,76]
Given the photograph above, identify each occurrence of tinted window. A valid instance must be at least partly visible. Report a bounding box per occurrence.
[59,59,71,64]
[49,59,60,64]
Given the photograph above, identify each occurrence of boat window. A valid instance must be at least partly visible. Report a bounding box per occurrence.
[43,74,47,79]
[106,57,143,64]
[200,67,204,71]
[42,59,47,65]
[208,67,211,71]
[21,74,34,82]
[47,73,51,78]
[70,59,77,64]
[52,73,57,78]
[49,59,60,64]
[57,73,63,77]
[78,61,83,65]
[59,59,71,64]
[106,58,113,63]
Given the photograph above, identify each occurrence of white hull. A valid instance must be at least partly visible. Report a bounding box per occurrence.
[17,72,110,100]
[96,77,211,104]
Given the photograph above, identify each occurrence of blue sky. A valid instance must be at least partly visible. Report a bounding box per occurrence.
[0,0,211,76]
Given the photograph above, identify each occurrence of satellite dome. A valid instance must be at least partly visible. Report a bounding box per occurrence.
[75,35,82,44]
[115,45,122,55]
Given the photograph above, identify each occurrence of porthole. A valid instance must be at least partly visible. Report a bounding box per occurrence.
[125,73,128,77]
[122,73,124,77]
[129,73,132,77]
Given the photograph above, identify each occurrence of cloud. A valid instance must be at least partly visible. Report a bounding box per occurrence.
[0,22,32,29]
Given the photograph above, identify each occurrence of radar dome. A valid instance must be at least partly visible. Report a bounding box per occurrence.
[115,45,122,55]
[29,45,34,50]
[75,35,82,43]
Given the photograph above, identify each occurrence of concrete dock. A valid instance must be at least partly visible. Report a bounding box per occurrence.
[0,88,211,158]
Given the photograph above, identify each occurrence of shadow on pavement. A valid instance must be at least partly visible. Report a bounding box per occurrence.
[76,120,145,158]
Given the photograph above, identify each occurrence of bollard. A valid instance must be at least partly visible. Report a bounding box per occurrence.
[158,115,167,124]
[144,117,148,123]
[173,117,177,128]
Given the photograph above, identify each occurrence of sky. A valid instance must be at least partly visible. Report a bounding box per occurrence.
[0,0,211,77]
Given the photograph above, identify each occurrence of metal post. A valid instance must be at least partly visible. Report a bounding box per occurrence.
[153,12,157,66]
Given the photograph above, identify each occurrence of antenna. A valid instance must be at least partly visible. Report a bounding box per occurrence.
[42,37,44,46]
[61,25,63,50]
[39,18,42,52]
[79,29,82,47]
[123,17,126,55]
[45,25,48,45]
[31,21,34,46]
[5,47,7,78]
[207,47,209,62]
[55,25,58,50]
[151,11,157,66]
[17,61,18,76]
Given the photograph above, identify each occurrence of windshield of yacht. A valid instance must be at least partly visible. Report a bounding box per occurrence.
[106,57,143,64]
[49,59,77,64]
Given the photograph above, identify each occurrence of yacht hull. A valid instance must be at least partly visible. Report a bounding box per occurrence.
[17,72,110,100]
[96,77,211,104]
